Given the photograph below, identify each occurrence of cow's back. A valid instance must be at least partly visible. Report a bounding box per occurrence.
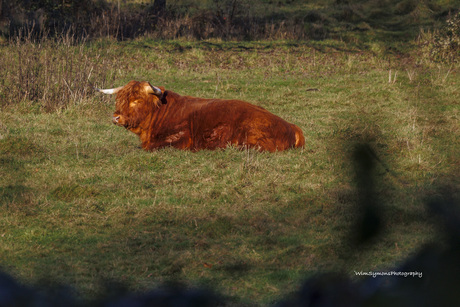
[141,90,304,152]
[186,98,304,152]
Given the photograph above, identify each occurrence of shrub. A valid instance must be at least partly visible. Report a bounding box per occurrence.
[420,11,460,63]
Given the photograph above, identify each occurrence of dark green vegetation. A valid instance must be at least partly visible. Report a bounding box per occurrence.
[0,0,459,306]
[1,0,459,41]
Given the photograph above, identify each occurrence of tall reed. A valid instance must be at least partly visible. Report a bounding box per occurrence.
[0,28,113,112]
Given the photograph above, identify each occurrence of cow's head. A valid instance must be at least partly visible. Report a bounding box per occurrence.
[96,81,163,133]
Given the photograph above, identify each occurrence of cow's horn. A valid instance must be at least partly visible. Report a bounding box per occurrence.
[148,83,162,96]
[95,86,124,95]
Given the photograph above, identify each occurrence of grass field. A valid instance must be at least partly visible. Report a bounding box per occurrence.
[0,34,459,305]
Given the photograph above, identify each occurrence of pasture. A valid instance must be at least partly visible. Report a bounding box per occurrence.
[0,35,459,305]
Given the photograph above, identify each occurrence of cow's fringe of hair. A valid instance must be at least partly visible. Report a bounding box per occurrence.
[113,81,163,129]
[115,81,162,110]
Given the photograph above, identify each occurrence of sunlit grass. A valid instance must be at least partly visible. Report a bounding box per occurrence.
[0,38,458,304]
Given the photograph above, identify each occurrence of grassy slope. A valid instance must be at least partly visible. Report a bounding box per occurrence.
[0,38,459,304]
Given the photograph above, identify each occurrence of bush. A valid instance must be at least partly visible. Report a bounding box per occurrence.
[420,11,460,63]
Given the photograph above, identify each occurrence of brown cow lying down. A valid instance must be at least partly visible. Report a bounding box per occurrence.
[97,81,305,152]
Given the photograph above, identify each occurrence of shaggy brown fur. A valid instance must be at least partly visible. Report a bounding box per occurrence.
[109,80,305,152]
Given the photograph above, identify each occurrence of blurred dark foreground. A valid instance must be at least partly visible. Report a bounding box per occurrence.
[1,144,459,307]
[1,191,458,307]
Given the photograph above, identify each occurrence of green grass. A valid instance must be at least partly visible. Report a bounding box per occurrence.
[0,38,459,305]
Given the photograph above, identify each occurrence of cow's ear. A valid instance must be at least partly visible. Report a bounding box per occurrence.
[160,90,168,105]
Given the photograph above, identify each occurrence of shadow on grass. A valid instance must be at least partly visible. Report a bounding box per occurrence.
[0,140,459,306]
[275,142,460,306]
[0,136,38,212]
